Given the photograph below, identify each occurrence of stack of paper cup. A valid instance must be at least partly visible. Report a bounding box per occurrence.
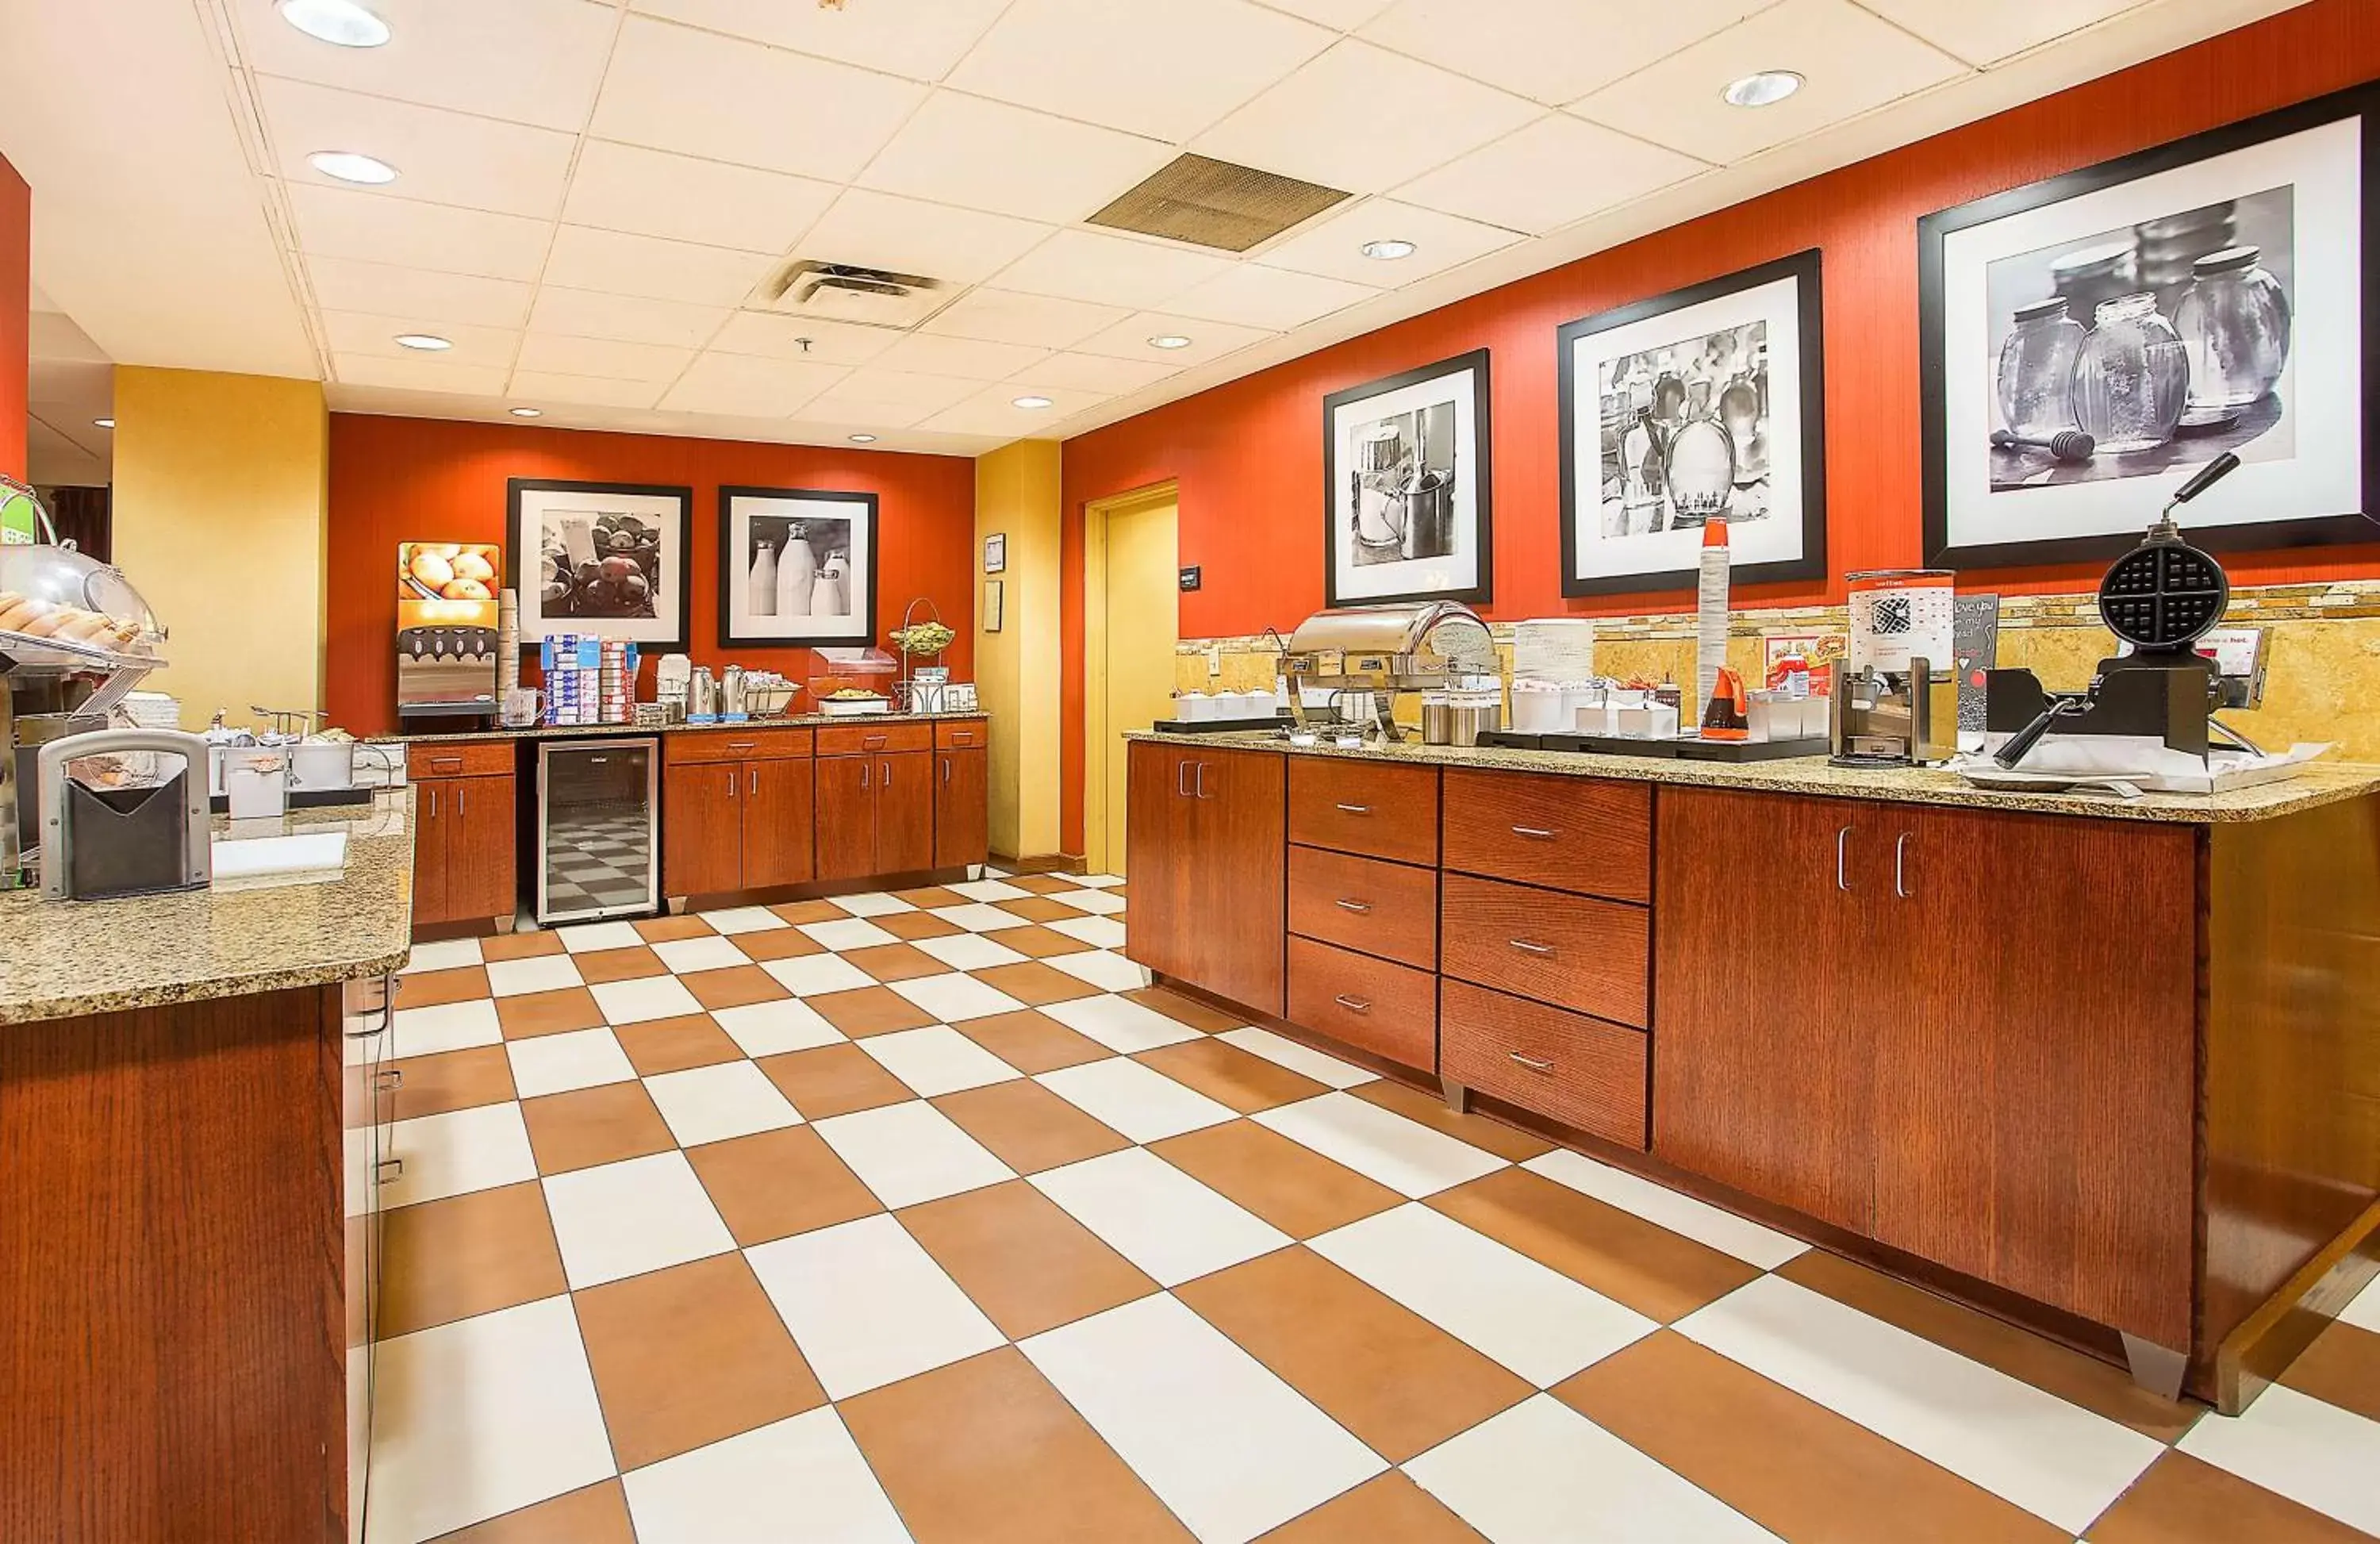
[496,588,521,698]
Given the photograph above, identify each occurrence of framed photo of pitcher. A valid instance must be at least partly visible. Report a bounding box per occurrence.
[1322,348,1492,607]
[718,486,878,650]
[1557,249,1827,597]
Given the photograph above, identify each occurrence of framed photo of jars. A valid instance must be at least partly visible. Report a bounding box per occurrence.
[1557,249,1828,597]
[1921,83,2379,567]
[718,486,878,650]
[1322,348,1493,607]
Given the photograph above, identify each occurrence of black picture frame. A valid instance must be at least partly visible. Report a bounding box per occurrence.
[505,477,693,655]
[1557,249,1828,597]
[1321,348,1494,608]
[716,485,880,651]
[1919,81,2380,570]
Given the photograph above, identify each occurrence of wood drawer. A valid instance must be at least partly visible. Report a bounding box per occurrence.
[665,726,813,764]
[816,721,932,757]
[405,739,512,779]
[1287,936,1437,1073]
[1288,846,1437,968]
[934,719,988,749]
[1288,759,1439,866]
[1440,873,1649,1027]
[1441,980,1647,1150]
[1441,770,1651,902]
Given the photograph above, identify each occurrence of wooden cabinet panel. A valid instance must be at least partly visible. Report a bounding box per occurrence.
[1288,759,1440,866]
[1441,980,1648,1150]
[1288,845,1437,968]
[1288,936,1436,1072]
[411,780,449,925]
[443,774,517,922]
[743,758,816,891]
[1186,750,1286,1017]
[407,739,512,780]
[814,756,878,884]
[665,761,743,898]
[935,749,988,870]
[1442,771,1652,903]
[665,728,812,765]
[816,721,931,758]
[1439,873,1649,1027]
[934,719,988,750]
[1126,740,1196,985]
[875,753,935,875]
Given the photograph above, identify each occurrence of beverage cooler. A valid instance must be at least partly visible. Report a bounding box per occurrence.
[536,739,658,924]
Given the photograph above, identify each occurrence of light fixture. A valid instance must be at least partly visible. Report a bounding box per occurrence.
[93,417,114,429]
[307,150,397,186]
[509,407,542,418]
[1012,395,1054,409]
[1360,238,1417,261]
[1148,335,1192,350]
[393,333,452,351]
[1722,69,1802,108]
[277,0,391,48]
[848,433,879,444]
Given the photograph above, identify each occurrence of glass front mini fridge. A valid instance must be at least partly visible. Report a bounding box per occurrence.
[536,739,658,924]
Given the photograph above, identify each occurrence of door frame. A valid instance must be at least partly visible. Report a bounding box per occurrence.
[1083,480,1179,877]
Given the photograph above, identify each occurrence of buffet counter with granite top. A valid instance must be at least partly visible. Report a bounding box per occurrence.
[369,707,988,746]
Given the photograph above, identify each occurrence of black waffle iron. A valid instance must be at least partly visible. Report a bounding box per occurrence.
[1989,452,2258,769]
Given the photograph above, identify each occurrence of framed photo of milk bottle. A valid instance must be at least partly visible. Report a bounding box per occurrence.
[720,486,878,649]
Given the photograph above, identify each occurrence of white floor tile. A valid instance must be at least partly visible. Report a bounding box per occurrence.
[812,1100,1015,1209]
[828,890,916,917]
[1676,1273,2162,1533]
[2340,1274,2380,1334]
[382,1103,537,1210]
[2178,1383,2380,1534]
[1037,1058,1236,1143]
[1044,947,1150,991]
[645,1060,804,1146]
[950,878,1030,901]
[1021,1292,1381,1543]
[911,931,1030,971]
[484,954,585,998]
[746,1213,1005,1400]
[1524,1148,1809,1270]
[391,998,503,1059]
[858,1025,1022,1097]
[623,1407,909,1544]
[1052,889,1128,916]
[889,972,1027,1023]
[505,1027,635,1099]
[1031,1147,1288,1287]
[542,1150,736,1289]
[363,1296,615,1544]
[1311,1204,1653,1386]
[401,936,482,974]
[699,905,789,935]
[1072,873,1126,888]
[711,997,846,1057]
[589,974,704,1025]
[762,953,877,997]
[932,902,1036,932]
[651,935,749,974]
[1407,1395,1779,1543]
[1042,993,1200,1053]
[800,916,902,951]
[1218,1026,1374,1087]
[1254,1093,1506,1199]
[559,920,643,953]
[1046,915,1129,950]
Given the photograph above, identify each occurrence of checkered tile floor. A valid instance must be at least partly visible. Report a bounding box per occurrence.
[368,871,2380,1544]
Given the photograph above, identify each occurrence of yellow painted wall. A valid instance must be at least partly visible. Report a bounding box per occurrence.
[111,367,328,730]
[973,440,1062,863]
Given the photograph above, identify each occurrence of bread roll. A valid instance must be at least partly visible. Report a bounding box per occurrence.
[0,597,54,632]
[21,609,72,637]
[57,611,116,643]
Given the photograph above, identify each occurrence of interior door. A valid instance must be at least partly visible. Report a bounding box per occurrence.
[743,758,816,890]
[814,756,877,882]
[935,748,988,870]
[664,762,742,898]
[874,752,935,875]
[1097,493,1179,876]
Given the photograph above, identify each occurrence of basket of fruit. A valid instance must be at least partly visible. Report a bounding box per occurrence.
[820,686,890,718]
[889,619,955,659]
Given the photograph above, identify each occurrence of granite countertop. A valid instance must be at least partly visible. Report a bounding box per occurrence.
[1126,730,2380,825]
[0,790,416,1026]
[372,710,988,745]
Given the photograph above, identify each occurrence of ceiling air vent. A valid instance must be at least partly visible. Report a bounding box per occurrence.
[1088,154,1350,253]
[760,261,953,330]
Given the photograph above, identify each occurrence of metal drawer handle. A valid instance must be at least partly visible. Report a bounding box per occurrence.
[1195,762,1211,799]
[1509,939,1554,955]
[1177,759,1193,797]
[1508,1052,1555,1074]
[1511,825,1556,839]
[1334,994,1372,1014]
[1894,832,1911,899]
[1335,802,1372,816]
[378,1068,404,1089]
[1837,825,1852,893]
[1334,898,1372,914]
[863,734,888,747]
[728,741,756,751]
[430,756,462,769]
[374,1157,405,1179]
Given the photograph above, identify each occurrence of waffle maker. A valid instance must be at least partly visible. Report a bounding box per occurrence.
[1988,451,2261,769]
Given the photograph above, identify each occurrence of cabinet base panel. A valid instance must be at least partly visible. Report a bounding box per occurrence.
[2212,1197,2380,1416]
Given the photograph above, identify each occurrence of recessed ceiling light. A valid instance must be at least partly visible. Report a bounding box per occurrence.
[848,433,879,444]
[1360,239,1417,261]
[277,0,391,48]
[1722,70,1803,108]
[93,417,114,429]
[509,407,542,418]
[307,150,397,186]
[1012,395,1054,409]
[1148,335,1193,350]
[393,333,452,351]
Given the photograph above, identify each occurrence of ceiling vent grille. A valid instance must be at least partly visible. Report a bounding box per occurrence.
[759,261,953,329]
[1088,154,1350,253]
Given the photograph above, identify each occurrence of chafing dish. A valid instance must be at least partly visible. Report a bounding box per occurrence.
[1282,601,1498,743]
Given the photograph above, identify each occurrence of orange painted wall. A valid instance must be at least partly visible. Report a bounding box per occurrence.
[327,413,976,737]
[0,152,29,481]
[1058,0,2380,853]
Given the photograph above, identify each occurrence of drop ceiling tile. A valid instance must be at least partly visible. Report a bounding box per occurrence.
[873,333,1052,383]
[1572,0,1968,165]
[565,140,838,256]
[515,332,697,383]
[793,191,1052,287]
[919,384,1110,440]
[947,0,1334,141]
[528,287,730,350]
[805,369,984,418]
[1853,0,2144,67]
[304,258,534,329]
[857,94,1174,225]
[1357,0,1766,106]
[658,353,847,417]
[919,290,1130,351]
[321,312,520,368]
[708,313,904,368]
[592,16,925,182]
[1255,198,1520,286]
[334,353,509,396]
[543,226,777,308]
[992,229,1235,311]
[628,0,1010,79]
[509,371,671,412]
[1395,113,1710,235]
[1010,352,1183,397]
[258,77,578,220]
[1072,312,1276,368]
[238,0,616,132]
[1195,40,1541,194]
[1247,0,1398,25]
[289,186,554,282]
[1164,264,1374,331]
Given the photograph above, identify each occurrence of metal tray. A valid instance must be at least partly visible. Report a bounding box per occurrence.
[1153,714,1292,735]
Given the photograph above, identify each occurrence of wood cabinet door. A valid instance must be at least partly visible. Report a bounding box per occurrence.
[814,756,878,883]
[1184,749,1286,1017]
[935,749,988,870]
[874,752,935,875]
[743,759,816,891]
[411,779,450,925]
[1125,740,1193,982]
[444,774,518,923]
[1653,787,1875,1235]
[664,761,743,897]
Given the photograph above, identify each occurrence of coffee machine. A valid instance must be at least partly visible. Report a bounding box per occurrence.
[1830,570,1960,766]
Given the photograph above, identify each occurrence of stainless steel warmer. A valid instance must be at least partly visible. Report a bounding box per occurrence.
[1281,601,1498,743]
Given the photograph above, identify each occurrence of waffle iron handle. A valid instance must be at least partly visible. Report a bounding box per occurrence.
[1994,697,2085,770]
[2155,452,2243,535]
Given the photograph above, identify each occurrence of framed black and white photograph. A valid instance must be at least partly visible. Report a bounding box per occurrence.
[506,478,692,651]
[1322,349,1491,606]
[1558,249,1826,596]
[1921,83,2378,567]
[719,486,877,649]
